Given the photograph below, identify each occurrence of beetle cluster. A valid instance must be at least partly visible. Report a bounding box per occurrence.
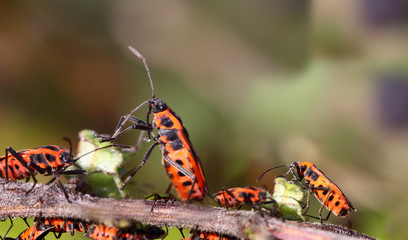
[0,47,356,240]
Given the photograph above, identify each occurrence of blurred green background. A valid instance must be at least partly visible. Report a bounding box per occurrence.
[1,1,408,239]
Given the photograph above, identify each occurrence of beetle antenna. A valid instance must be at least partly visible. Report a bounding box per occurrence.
[128,46,156,99]
[73,144,131,162]
[62,137,73,156]
[256,164,292,182]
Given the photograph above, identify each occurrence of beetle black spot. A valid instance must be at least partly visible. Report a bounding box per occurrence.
[306,168,319,181]
[176,159,184,165]
[305,168,313,177]
[45,153,56,163]
[160,117,174,128]
[311,172,319,181]
[169,139,184,151]
[322,189,329,195]
[43,146,60,151]
[168,173,174,179]
[248,186,257,190]
[177,171,185,177]
[338,207,350,217]
[15,164,19,170]
[335,201,340,206]
[182,181,193,186]
[159,129,178,141]
[247,193,255,199]
[30,154,46,164]
[239,192,247,199]
[328,195,334,202]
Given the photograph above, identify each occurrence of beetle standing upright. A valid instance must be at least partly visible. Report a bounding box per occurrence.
[105,46,208,201]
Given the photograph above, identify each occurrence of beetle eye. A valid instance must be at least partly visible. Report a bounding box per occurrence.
[157,101,167,110]
[152,98,168,112]
[59,152,71,163]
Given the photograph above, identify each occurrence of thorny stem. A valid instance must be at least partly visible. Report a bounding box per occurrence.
[0,181,375,240]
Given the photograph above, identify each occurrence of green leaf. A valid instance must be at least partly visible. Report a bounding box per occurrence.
[272,177,305,221]
[75,129,126,198]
